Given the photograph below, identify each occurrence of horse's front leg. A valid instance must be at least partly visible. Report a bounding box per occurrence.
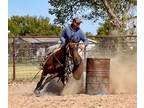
[39,73,58,90]
[34,73,58,96]
[34,72,46,96]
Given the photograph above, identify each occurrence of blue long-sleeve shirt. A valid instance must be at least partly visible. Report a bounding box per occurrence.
[60,25,88,47]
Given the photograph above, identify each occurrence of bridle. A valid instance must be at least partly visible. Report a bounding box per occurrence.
[65,42,82,66]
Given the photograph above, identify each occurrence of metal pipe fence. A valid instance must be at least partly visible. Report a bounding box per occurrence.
[8,36,137,81]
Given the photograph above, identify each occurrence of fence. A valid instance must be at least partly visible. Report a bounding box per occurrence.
[8,36,137,81]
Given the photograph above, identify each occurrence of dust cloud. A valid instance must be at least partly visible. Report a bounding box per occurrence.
[43,75,84,95]
[44,54,137,95]
[61,75,84,95]
[109,54,137,94]
[39,54,137,95]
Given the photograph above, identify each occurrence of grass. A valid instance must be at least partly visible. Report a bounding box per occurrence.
[8,63,41,81]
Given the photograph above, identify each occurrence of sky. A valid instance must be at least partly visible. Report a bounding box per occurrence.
[8,0,100,35]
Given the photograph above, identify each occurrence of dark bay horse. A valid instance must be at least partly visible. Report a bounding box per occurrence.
[34,42,83,96]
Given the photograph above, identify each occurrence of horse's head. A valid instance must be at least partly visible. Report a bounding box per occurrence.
[66,42,82,66]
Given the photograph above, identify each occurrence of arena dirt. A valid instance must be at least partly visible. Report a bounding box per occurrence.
[9,55,136,108]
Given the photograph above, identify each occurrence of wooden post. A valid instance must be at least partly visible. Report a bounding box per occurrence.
[12,37,16,80]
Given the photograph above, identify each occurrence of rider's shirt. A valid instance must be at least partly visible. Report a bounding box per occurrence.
[60,25,88,47]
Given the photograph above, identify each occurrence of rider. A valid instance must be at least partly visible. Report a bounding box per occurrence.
[60,17,89,79]
[56,17,89,51]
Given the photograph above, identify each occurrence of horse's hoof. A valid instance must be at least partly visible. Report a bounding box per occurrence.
[34,90,41,97]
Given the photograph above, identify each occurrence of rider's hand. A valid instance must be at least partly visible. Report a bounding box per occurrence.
[54,47,61,52]
[79,44,85,51]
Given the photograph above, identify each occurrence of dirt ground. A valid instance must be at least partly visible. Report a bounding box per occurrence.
[9,55,137,108]
[8,81,136,108]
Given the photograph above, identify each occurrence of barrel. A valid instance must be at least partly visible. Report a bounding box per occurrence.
[86,58,110,95]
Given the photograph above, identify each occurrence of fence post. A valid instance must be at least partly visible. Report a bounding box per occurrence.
[12,37,16,80]
[83,46,86,93]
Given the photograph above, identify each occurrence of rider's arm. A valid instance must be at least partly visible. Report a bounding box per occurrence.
[79,30,89,47]
[55,29,66,51]
[60,28,66,47]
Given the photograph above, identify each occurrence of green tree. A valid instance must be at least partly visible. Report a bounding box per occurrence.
[48,0,136,29]
[97,20,114,35]
[85,32,94,36]
[8,15,62,36]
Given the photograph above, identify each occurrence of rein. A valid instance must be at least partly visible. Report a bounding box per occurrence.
[53,53,64,67]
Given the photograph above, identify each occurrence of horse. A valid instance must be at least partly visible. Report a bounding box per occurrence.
[34,41,83,96]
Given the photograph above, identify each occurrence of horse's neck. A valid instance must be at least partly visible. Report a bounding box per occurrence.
[61,47,67,54]
[55,48,66,61]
